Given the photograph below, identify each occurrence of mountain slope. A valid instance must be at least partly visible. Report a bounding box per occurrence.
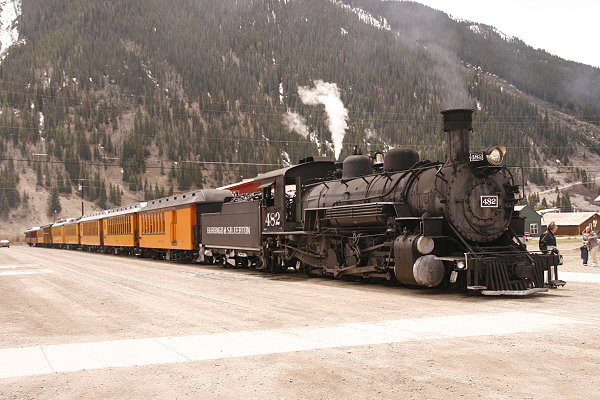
[346,0,600,121]
[0,0,598,236]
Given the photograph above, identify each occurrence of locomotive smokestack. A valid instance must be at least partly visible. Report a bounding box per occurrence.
[441,109,473,164]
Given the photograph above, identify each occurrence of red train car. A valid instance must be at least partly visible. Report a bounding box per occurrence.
[24,226,41,247]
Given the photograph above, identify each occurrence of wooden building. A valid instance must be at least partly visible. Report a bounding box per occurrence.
[541,212,600,236]
[514,205,542,237]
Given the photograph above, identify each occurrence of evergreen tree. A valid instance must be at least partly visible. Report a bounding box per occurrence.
[561,191,573,212]
[36,164,43,187]
[98,181,107,209]
[22,191,29,207]
[47,189,62,217]
[0,194,9,216]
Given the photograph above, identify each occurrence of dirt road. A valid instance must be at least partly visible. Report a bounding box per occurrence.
[0,246,599,399]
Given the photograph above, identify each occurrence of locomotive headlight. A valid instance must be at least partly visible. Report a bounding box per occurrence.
[486,146,506,165]
[416,236,435,254]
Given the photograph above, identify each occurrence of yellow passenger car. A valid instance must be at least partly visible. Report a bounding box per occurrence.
[138,189,231,261]
[63,218,80,249]
[50,218,79,249]
[41,224,53,247]
[79,211,106,250]
[51,222,65,247]
[102,203,146,254]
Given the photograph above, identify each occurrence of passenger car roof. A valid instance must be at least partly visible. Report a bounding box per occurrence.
[79,210,109,223]
[142,189,233,212]
[104,202,148,219]
[51,218,79,227]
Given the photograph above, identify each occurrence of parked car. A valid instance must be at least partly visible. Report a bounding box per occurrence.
[0,240,10,248]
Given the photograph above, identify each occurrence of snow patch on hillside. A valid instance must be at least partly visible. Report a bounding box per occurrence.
[39,112,44,136]
[141,62,159,87]
[467,23,514,43]
[281,150,290,166]
[331,1,391,31]
[0,0,22,62]
[279,82,284,104]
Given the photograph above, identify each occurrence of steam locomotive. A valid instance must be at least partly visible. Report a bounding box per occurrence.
[201,109,563,295]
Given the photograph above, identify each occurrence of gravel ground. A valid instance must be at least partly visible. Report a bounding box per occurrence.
[0,245,598,399]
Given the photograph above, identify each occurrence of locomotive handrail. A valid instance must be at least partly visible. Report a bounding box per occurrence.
[446,221,476,254]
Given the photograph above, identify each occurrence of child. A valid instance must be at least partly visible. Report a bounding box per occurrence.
[581,230,589,266]
[583,226,599,267]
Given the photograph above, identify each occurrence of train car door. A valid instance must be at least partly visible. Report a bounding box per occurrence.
[170,209,177,245]
[132,214,140,247]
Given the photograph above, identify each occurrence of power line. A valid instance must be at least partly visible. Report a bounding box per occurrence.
[0,122,595,149]
[0,157,284,171]
[8,157,600,171]
[2,84,600,124]
[2,78,600,119]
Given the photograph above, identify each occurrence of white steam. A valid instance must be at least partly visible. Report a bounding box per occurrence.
[365,128,377,140]
[282,111,309,138]
[298,80,348,160]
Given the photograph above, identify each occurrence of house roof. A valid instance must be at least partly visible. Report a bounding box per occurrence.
[594,195,600,202]
[541,212,599,226]
[537,208,561,216]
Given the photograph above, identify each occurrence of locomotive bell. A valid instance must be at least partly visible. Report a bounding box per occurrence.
[441,109,473,164]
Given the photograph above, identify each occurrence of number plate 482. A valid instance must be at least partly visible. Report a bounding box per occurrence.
[265,212,281,227]
[480,195,499,208]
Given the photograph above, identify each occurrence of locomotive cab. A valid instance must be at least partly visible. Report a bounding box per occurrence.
[256,158,336,233]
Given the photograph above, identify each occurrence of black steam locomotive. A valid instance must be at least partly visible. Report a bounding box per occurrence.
[201,109,563,295]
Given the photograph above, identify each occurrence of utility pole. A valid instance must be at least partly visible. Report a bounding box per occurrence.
[77,179,86,217]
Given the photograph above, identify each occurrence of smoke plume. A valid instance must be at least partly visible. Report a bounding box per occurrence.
[298,80,348,160]
[282,111,309,138]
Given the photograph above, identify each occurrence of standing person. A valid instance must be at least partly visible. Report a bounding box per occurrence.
[583,226,599,267]
[539,222,558,254]
[581,228,590,266]
[540,222,563,288]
